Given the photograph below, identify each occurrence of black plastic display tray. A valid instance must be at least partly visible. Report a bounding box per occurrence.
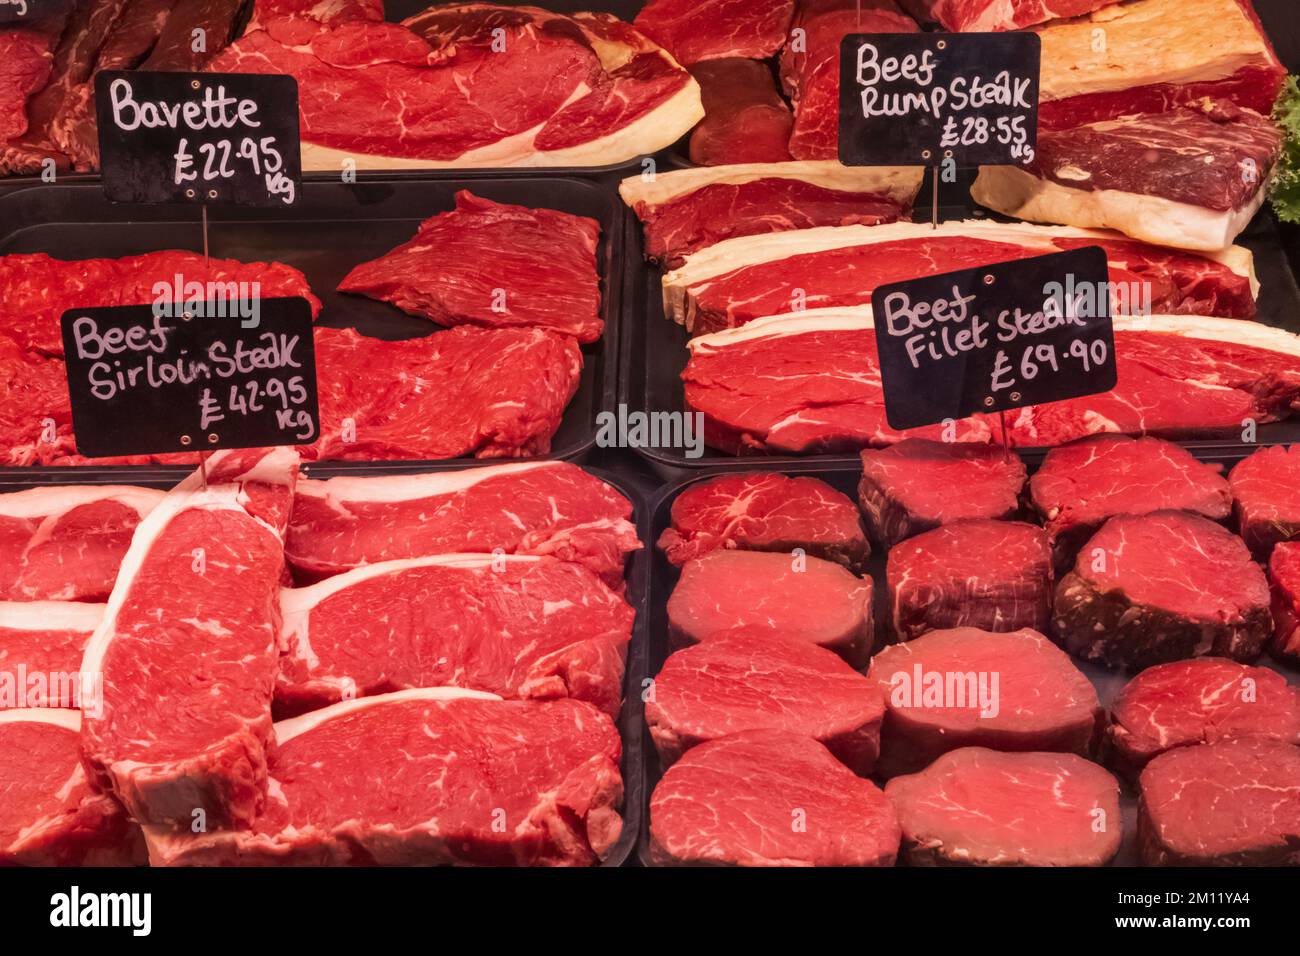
[0,458,651,869]
[0,174,624,476]
[639,453,1300,867]
[621,202,1300,478]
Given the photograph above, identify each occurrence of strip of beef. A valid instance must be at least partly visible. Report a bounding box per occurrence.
[1229,445,1300,556]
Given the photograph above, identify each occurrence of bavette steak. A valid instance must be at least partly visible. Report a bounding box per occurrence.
[1229,444,1300,556]
[649,730,900,866]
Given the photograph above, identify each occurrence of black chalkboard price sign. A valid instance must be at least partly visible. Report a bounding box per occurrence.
[0,0,67,24]
[60,297,319,459]
[838,32,1040,167]
[94,70,302,207]
[872,247,1117,431]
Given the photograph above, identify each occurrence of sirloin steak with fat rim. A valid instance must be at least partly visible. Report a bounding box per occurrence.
[276,554,634,719]
[886,748,1123,867]
[657,471,868,569]
[1106,658,1300,779]
[888,520,1053,642]
[1229,445,1300,556]
[646,630,885,774]
[80,448,299,830]
[668,549,874,666]
[868,628,1100,778]
[859,439,1027,548]
[1138,737,1300,866]
[649,730,900,866]
[145,689,624,867]
[1053,511,1273,669]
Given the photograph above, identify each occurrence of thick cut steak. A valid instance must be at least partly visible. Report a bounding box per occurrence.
[1271,543,1300,664]
[859,439,1027,549]
[1034,0,1285,131]
[888,520,1053,641]
[900,0,1119,31]
[0,602,102,709]
[286,462,639,586]
[972,101,1283,253]
[868,628,1100,778]
[1030,435,1232,573]
[649,730,900,866]
[0,251,321,358]
[665,220,1258,332]
[683,312,1300,455]
[277,554,634,719]
[1053,511,1272,669]
[145,689,624,866]
[208,7,702,169]
[0,709,144,866]
[633,0,795,65]
[658,471,868,569]
[0,485,164,601]
[1229,445,1300,556]
[622,162,920,267]
[81,448,299,830]
[685,59,794,167]
[886,748,1122,866]
[668,549,874,667]
[647,630,885,774]
[1138,737,1300,866]
[1107,658,1300,780]
[337,191,603,343]
[779,0,918,161]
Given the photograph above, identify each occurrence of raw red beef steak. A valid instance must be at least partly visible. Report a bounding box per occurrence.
[1030,435,1231,573]
[633,0,795,64]
[668,550,874,666]
[685,59,794,166]
[277,554,634,719]
[658,471,868,568]
[81,448,299,830]
[1271,543,1300,664]
[145,689,624,866]
[1107,658,1300,779]
[0,709,143,866]
[646,630,885,774]
[0,602,102,709]
[887,520,1053,641]
[1053,511,1272,669]
[886,748,1122,866]
[900,0,1119,30]
[868,628,1100,777]
[649,730,900,866]
[337,192,603,343]
[859,439,1027,548]
[285,461,639,586]
[1229,445,1300,555]
[1138,737,1300,866]
[0,485,164,601]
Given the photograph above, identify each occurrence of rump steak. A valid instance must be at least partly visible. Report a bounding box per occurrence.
[868,628,1100,778]
[276,554,634,719]
[858,439,1027,549]
[0,602,102,710]
[667,549,874,666]
[646,629,885,774]
[0,485,164,601]
[1229,444,1300,555]
[145,689,624,867]
[1138,737,1300,866]
[649,730,900,866]
[900,0,1119,31]
[657,471,869,569]
[81,448,299,830]
[1030,435,1232,573]
[285,461,640,587]
[887,520,1053,641]
[886,748,1123,866]
[337,191,603,343]
[1107,658,1300,779]
[684,58,794,167]
[1053,511,1273,669]
[633,0,795,65]
[1271,543,1300,664]
[0,709,144,866]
